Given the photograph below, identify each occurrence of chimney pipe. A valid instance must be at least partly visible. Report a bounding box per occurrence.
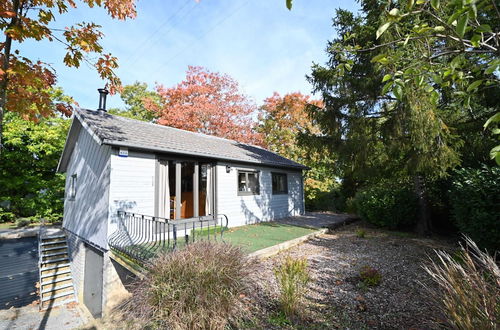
[97,87,109,111]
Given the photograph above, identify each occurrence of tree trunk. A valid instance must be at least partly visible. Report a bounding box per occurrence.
[414,175,431,236]
[0,0,20,153]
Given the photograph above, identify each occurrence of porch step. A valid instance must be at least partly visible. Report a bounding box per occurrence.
[41,276,73,287]
[41,290,74,302]
[41,283,74,294]
[41,269,71,279]
[41,251,68,258]
[41,263,70,272]
[41,239,67,246]
[41,297,76,310]
[41,245,68,252]
[41,234,66,240]
[38,231,77,311]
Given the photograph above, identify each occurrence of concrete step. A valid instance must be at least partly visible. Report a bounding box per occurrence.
[41,265,70,277]
[41,290,74,302]
[40,240,68,247]
[41,285,74,299]
[41,234,66,240]
[41,296,76,310]
[40,257,69,266]
[41,277,73,291]
[41,283,74,294]
[41,269,71,279]
[41,245,68,252]
[41,263,70,272]
[41,251,68,258]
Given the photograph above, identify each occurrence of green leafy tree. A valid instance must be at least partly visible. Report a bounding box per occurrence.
[372,0,500,165]
[306,0,497,233]
[109,82,160,121]
[0,107,70,222]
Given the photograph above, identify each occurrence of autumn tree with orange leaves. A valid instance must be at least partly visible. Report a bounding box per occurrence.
[0,0,137,150]
[259,92,337,209]
[145,66,263,146]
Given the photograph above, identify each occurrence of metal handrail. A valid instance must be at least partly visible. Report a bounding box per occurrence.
[108,212,229,264]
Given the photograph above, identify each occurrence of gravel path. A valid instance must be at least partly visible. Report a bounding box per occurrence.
[251,223,454,329]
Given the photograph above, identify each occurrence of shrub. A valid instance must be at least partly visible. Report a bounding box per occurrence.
[423,236,499,329]
[0,207,15,223]
[274,255,310,318]
[121,241,257,330]
[15,218,31,228]
[449,166,500,252]
[359,266,382,287]
[356,229,366,238]
[354,181,418,229]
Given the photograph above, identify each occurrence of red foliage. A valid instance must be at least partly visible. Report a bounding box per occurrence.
[150,66,263,146]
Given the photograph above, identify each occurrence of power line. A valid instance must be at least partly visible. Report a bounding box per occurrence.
[123,0,196,66]
[151,0,250,76]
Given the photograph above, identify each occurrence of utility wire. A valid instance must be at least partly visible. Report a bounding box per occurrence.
[123,0,196,66]
[152,0,250,75]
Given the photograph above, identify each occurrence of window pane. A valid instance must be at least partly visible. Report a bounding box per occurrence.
[248,173,259,193]
[238,172,247,192]
[272,173,287,194]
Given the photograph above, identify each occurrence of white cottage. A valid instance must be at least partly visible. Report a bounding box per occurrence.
[57,107,307,317]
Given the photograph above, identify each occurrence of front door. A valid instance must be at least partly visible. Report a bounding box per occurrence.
[157,160,215,220]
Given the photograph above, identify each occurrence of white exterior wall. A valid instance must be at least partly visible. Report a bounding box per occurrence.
[63,125,111,249]
[107,150,156,238]
[216,162,305,228]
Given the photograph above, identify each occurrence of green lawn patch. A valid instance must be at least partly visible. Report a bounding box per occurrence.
[0,222,15,230]
[222,222,319,253]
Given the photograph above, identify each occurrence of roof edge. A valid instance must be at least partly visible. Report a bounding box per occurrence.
[102,139,308,170]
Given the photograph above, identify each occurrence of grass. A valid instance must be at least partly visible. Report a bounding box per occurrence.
[0,222,15,230]
[120,222,319,267]
[223,222,319,253]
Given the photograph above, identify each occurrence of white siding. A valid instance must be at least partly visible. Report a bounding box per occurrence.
[216,162,304,228]
[108,151,156,238]
[63,125,111,249]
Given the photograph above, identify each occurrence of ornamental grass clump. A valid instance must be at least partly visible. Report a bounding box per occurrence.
[274,255,310,319]
[121,241,257,330]
[423,236,499,329]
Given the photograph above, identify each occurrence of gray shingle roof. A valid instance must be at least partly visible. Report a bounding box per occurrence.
[75,108,307,170]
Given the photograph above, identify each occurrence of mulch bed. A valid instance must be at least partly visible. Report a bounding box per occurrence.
[246,222,455,329]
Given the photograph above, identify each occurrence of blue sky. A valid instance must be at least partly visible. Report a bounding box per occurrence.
[18,0,360,109]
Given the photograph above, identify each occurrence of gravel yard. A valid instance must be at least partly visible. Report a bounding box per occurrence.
[249,223,454,329]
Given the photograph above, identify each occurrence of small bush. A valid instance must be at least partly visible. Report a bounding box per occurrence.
[359,266,382,287]
[15,218,31,228]
[423,236,499,329]
[355,229,366,238]
[0,208,15,223]
[449,166,500,251]
[121,241,257,330]
[355,181,418,229]
[274,255,310,318]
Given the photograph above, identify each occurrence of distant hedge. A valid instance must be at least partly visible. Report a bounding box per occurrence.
[449,166,500,252]
[355,181,418,230]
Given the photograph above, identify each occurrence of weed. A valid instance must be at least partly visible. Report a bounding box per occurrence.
[274,255,310,319]
[423,236,499,329]
[359,266,382,287]
[356,229,366,238]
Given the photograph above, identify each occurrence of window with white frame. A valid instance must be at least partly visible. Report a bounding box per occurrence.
[272,172,288,194]
[68,174,77,200]
[237,170,260,195]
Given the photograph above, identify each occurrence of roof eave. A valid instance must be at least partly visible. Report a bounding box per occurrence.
[102,139,308,170]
